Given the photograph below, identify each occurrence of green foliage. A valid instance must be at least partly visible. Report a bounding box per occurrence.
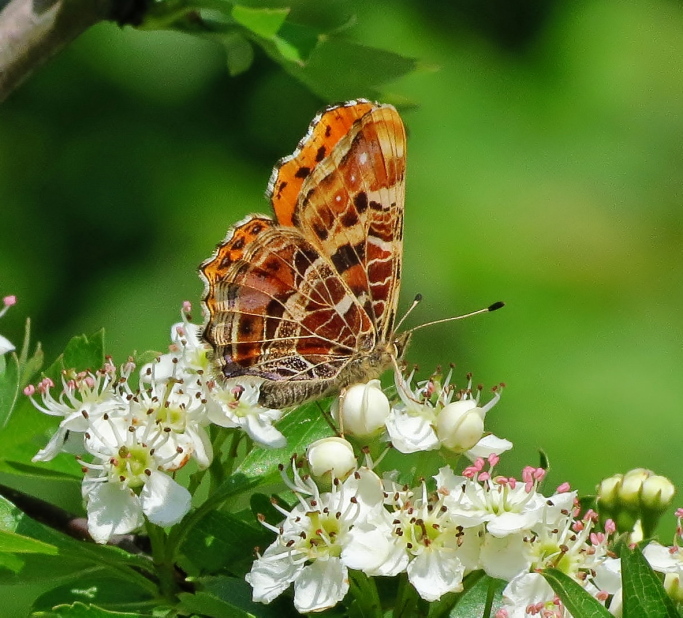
[621,546,681,618]
[140,0,417,100]
[543,570,613,617]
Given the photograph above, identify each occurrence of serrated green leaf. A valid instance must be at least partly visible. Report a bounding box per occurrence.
[61,332,105,374]
[223,32,254,76]
[0,351,20,429]
[232,6,288,39]
[180,509,270,574]
[236,403,332,481]
[32,601,145,617]
[0,528,58,554]
[543,569,612,617]
[622,545,680,618]
[32,577,154,614]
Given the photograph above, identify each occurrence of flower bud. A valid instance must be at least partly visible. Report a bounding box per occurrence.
[336,380,390,437]
[665,573,683,603]
[597,468,676,539]
[307,437,356,483]
[641,475,676,513]
[436,400,484,453]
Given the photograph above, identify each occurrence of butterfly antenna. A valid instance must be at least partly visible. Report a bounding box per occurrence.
[404,301,505,336]
[394,293,424,333]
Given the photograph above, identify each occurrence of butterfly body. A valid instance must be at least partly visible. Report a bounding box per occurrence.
[200,100,407,408]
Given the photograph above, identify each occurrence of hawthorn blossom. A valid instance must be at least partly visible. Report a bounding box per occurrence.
[386,370,510,457]
[80,411,192,543]
[28,361,128,462]
[496,513,620,617]
[206,378,286,448]
[247,465,385,613]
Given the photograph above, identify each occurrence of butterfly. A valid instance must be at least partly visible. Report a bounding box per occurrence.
[199,100,410,409]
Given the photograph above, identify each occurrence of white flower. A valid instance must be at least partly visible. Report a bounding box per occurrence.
[385,370,442,453]
[388,480,481,601]
[334,380,390,437]
[497,511,618,616]
[247,467,385,612]
[206,379,285,448]
[81,415,192,543]
[386,370,510,457]
[0,295,16,355]
[438,461,575,540]
[28,363,129,462]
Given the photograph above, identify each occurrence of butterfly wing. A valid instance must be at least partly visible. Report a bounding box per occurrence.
[269,101,406,341]
[200,100,406,406]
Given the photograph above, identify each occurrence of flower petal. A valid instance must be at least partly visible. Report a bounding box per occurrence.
[140,470,192,527]
[293,558,349,613]
[84,481,143,544]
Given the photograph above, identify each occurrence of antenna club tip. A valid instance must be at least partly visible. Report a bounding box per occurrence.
[488,301,505,312]
[414,293,423,302]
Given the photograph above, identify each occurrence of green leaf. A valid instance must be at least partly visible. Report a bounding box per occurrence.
[32,601,145,617]
[236,402,332,482]
[272,21,319,64]
[232,6,289,39]
[60,331,105,375]
[181,576,287,618]
[621,545,680,618]
[223,32,254,76]
[0,351,20,429]
[180,509,271,574]
[430,573,505,617]
[279,38,418,102]
[543,569,612,617]
[32,577,154,614]
[0,529,58,554]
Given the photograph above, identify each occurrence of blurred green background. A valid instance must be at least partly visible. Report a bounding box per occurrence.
[1,0,681,523]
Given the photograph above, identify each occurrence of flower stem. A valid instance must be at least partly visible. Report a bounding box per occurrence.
[348,569,383,617]
[146,522,178,602]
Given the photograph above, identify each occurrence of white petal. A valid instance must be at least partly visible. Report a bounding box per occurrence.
[246,546,302,604]
[140,470,192,527]
[465,434,513,460]
[643,542,682,572]
[243,413,286,448]
[385,409,439,453]
[342,519,408,576]
[0,334,15,355]
[486,510,541,538]
[185,425,213,469]
[407,549,464,602]
[293,558,349,613]
[480,532,530,580]
[32,426,70,462]
[502,572,554,614]
[84,482,144,544]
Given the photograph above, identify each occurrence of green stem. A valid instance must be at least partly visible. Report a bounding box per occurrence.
[348,570,382,618]
[394,572,421,617]
[146,522,178,602]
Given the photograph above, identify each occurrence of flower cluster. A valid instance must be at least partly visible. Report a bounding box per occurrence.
[25,304,285,542]
[337,368,511,458]
[247,445,621,614]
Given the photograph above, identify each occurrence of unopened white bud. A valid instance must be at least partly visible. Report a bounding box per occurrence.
[641,475,676,512]
[307,437,356,482]
[436,400,484,453]
[336,380,390,437]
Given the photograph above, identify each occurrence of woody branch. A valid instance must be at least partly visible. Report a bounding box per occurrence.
[0,0,137,103]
